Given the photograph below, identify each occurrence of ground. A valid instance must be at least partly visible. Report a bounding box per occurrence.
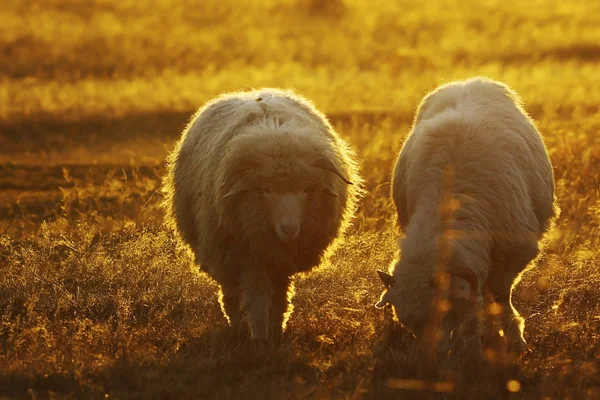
[1,0,599,399]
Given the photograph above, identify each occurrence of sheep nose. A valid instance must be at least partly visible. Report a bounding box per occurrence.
[282,220,298,235]
[277,217,300,242]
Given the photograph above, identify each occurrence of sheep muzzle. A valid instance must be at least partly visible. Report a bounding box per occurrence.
[276,215,301,242]
[268,192,305,243]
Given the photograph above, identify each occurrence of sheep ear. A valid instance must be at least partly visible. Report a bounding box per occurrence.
[374,298,387,309]
[449,268,478,301]
[375,290,389,309]
[312,157,353,185]
[377,270,395,288]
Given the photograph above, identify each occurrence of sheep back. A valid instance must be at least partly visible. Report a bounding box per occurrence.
[392,77,558,284]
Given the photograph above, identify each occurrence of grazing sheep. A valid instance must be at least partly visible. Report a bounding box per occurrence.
[375,77,558,354]
[163,88,362,341]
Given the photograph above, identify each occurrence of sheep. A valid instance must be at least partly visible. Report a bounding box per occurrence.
[162,88,363,341]
[375,77,559,354]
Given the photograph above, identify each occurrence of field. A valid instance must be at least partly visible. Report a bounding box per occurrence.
[1,0,599,398]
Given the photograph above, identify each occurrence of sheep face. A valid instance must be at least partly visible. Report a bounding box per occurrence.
[262,186,338,243]
[260,181,335,244]
[376,267,481,347]
[217,124,354,267]
[375,268,433,335]
[234,172,338,239]
[221,158,350,264]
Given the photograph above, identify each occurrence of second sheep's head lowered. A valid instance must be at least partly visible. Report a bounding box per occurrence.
[375,260,483,348]
[217,119,354,259]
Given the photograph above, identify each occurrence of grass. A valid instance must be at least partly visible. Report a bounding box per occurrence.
[1,0,599,398]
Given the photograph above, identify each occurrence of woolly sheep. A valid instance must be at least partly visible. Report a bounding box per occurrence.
[163,88,362,341]
[375,77,558,354]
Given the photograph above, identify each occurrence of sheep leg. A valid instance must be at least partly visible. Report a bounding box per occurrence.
[218,280,242,330]
[240,267,272,341]
[269,272,294,341]
[488,281,526,353]
[489,241,538,353]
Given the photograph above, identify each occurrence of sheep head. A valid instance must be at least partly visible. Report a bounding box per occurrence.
[219,154,351,258]
[374,266,431,331]
[375,266,482,343]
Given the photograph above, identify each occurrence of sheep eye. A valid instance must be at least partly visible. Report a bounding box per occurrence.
[303,188,311,194]
[263,187,271,194]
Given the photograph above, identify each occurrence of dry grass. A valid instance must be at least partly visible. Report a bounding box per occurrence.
[1,0,599,398]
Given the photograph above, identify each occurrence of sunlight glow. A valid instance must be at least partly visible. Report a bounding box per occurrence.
[2,0,598,398]
[506,380,521,393]
[386,379,455,393]
[487,303,503,315]
[436,299,452,313]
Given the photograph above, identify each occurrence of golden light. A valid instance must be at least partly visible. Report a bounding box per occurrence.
[437,299,452,313]
[1,0,596,399]
[506,380,521,393]
[386,379,455,393]
[487,302,503,315]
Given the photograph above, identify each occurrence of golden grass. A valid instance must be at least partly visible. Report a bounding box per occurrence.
[1,0,599,398]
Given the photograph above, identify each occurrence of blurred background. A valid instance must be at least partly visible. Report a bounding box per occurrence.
[3,0,598,161]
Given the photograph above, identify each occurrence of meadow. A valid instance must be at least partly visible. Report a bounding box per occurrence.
[1,0,599,398]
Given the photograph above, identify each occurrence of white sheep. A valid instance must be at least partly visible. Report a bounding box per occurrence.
[376,77,558,354]
[163,88,363,341]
